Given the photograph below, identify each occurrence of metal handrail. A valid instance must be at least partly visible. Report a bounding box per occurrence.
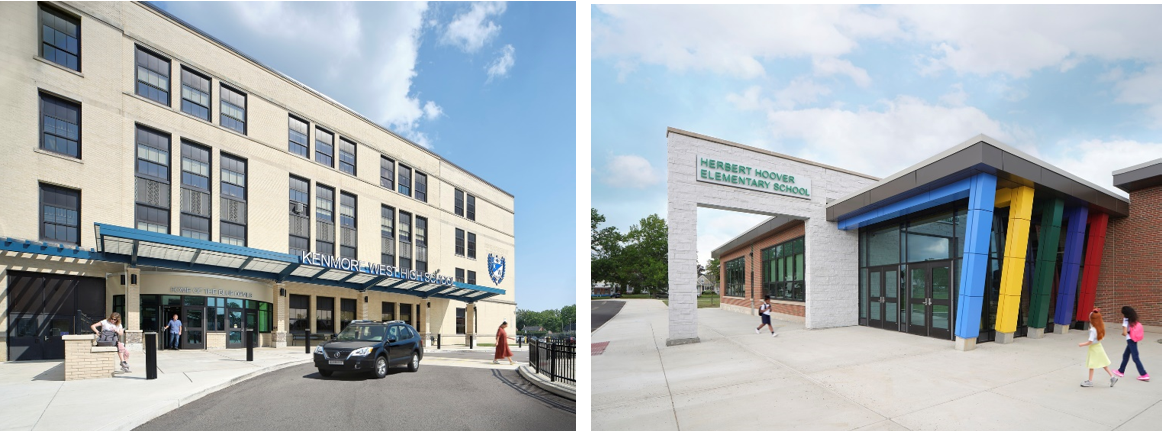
[527,338,575,385]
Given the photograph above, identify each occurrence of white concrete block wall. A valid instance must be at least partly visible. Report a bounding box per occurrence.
[666,130,877,344]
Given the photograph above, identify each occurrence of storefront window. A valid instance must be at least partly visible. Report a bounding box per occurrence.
[317,297,334,333]
[724,257,746,297]
[865,225,901,267]
[456,307,465,334]
[382,302,396,322]
[289,295,309,333]
[340,298,355,330]
[762,237,805,301]
[399,303,412,326]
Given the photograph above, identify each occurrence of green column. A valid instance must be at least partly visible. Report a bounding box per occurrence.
[1028,197,1064,330]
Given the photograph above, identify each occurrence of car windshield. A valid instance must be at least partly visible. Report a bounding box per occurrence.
[336,325,386,342]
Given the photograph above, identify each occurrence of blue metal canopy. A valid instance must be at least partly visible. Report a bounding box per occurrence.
[83,223,504,302]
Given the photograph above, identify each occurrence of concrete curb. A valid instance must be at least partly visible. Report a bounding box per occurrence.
[517,364,576,401]
[101,356,313,431]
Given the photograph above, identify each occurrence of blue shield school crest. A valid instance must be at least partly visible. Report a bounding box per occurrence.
[487,253,506,285]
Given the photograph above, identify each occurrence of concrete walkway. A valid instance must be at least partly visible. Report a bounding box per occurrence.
[592,299,1162,431]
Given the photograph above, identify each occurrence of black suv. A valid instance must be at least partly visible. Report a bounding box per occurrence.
[313,320,423,379]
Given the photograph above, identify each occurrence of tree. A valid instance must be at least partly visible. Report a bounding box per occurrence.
[624,214,668,295]
[706,258,720,287]
[592,208,627,291]
[559,304,576,330]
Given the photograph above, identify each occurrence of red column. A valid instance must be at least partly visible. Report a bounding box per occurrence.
[1075,212,1109,322]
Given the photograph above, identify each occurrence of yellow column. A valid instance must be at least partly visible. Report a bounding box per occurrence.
[273,283,287,348]
[994,186,1035,343]
[465,303,476,346]
[125,267,143,350]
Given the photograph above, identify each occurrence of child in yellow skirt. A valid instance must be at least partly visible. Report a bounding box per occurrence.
[1078,308,1119,388]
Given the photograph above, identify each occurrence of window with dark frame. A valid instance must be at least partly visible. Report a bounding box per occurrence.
[339,192,357,259]
[382,302,396,321]
[40,5,80,71]
[398,164,412,196]
[455,228,465,256]
[288,294,309,333]
[316,297,334,333]
[340,298,356,330]
[399,211,412,272]
[135,125,170,233]
[467,195,476,221]
[316,184,335,256]
[380,156,395,190]
[39,92,81,158]
[467,270,476,285]
[40,183,79,245]
[456,308,466,334]
[415,172,427,202]
[180,67,211,120]
[179,140,211,240]
[219,85,247,134]
[467,232,476,259]
[315,127,334,167]
[220,153,247,246]
[762,237,806,302]
[399,303,412,326]
[289,175,311,255]
[724,256,746,297]
[381,205,395,266]
[455,268,465,283]
[288,115,309,157]
[415,216,428,273]
[339,137,356,175]
[135,46,170,105]
[454,189,464,216]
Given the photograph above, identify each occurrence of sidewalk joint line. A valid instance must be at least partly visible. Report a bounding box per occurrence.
[31,382,64,431]
[650,322,682,431]
[1112,394,1162,430]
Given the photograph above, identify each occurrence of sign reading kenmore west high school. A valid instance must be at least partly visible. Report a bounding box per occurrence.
[696,154,812,199]
[298,251,456,287]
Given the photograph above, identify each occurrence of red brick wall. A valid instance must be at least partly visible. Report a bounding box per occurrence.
[1096,185,1162,326]
[718,222,806,317]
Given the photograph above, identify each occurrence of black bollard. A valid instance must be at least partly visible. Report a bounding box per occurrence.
[144,332,158,380]
[246,329,254,362]
[437,333,441,350]
[305,329,311,354]
[469,334,474,349]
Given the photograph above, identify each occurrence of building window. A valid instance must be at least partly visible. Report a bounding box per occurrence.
[339,138,356,175]
[380,156,395,190]
[456,308,465,334]
[340,298,356,330]
[316,297,334,333]
[455,228,465,256]
[258,302,272,333]
[179,140,211,240]
[289,175,311,255]
[399,211,412,272]
[415,216,428,273]
[315,127,333,167]
[39,92,80,158]
[398,164,412,196]
[316,184,335,256]
[339,192,357,259]
[381,205,395,266]
[415,172,427,202]
[135,46,170,105]
[399,303,412,326]
[455,268,465,283]
[219,85,247,134]
[40,183,79,245]
[180,67,211,121]
[724,256,746,297]
[455,189,464,217]
[135,125,170,233]
[39,5,80,71]
[467,232,476,259]
[289,294,309,333]
[467,270,476,285]
[382,302,396,321]
[288,115,309,157]
[467,195,476,221]
[762,237,805,302]
[220,153,247,246]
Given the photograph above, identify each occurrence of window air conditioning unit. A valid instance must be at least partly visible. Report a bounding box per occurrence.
[291,202,305,214]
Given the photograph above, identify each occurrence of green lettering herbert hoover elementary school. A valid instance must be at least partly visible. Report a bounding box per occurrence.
[699,157,810,196]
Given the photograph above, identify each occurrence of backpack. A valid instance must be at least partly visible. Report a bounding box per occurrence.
[1130,322,1145,343]
[96,330,119,347]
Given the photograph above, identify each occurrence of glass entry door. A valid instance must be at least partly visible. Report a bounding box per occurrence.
[907,261,954,340]
[182,307,204,349]
[866,266,899,330]
[226,309,244,348]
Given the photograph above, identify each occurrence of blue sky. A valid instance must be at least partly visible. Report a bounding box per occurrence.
[154,2,576,312]
[592,5,1162,264]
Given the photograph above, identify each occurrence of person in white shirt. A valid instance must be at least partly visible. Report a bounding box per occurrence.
[90,312,129,372]
[755,296,777,337]
[1114,306,1149,381]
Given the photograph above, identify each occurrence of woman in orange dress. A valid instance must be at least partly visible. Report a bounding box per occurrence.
[493,320,514,365]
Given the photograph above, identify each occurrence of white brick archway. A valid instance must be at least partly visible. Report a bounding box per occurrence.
[665,129,878,346]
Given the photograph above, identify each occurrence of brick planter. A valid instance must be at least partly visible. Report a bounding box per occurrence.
[63,335,117,380]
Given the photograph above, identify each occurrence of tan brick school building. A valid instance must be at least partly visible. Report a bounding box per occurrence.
[0,1,515,361]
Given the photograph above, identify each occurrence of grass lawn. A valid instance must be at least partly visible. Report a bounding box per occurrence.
[662,295,721,308]
[476,343,495,347]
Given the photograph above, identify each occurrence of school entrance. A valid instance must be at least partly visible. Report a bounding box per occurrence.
[864,260,955,341]
[6,271,105,361]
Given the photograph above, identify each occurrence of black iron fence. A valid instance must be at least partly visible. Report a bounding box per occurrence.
[528,338,575,386]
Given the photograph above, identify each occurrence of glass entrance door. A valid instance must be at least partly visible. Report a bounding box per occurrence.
[182,307,204,349]
[226,309,244,348]
[907,261,954,339]
[866,267,899,330]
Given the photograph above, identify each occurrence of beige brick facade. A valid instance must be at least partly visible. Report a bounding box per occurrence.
[0,1,515,360]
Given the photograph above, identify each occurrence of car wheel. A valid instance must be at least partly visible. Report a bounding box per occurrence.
[373,355,388,379]
[318,369,333,377]
[407,351,419,372]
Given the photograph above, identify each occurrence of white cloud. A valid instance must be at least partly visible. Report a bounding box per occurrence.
[486,44,516,81]
[726,86,769,112]
[601,154,662,188]
[774,78,831,109]
[696,208,770,266]
[1044,139,1162,198]
[812,57,871,87]
[422,101,443,121]
[939,83,967,106]
[441,2,507,53]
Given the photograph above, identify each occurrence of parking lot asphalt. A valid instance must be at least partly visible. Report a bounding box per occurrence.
[425,348,530,362]
[134,361,575,431]
[591,300,626,332]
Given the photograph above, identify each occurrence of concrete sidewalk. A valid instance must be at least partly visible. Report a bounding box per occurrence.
[0,348,311,431]
[593,300,1162,431]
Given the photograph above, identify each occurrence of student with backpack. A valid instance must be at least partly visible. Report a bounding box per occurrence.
[1114,306,1150,382]
[90,312,130,373]
[1078,308,1118,388]
[755,296,777,337]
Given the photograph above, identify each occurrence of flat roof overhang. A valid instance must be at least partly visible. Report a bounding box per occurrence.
[1113,156,1162,193]
[827,135,1130,223]
[710,216,805,259]
[88,223,504,303]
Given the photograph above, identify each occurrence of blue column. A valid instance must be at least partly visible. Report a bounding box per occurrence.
[1054,206,1089,326]
[954,173,997,340]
